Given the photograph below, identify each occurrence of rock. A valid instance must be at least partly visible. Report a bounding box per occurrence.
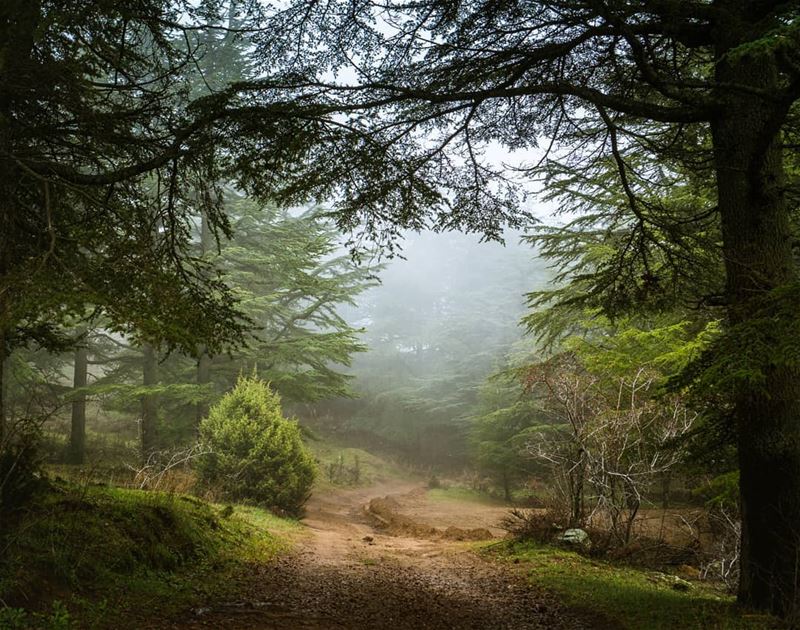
[362,535,374,543]
[555,528,591,549]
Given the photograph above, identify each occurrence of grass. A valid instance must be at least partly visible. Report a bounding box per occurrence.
[487,540,783,630]
[426,486,505,505]
[309,440,407,488]
[0,480,298,629]
[230,503,302,536]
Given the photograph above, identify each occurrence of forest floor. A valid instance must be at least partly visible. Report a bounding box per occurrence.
[147,479,607,629]
[4,468,778,628]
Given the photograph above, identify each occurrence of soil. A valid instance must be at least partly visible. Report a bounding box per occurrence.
[149,480,606,629]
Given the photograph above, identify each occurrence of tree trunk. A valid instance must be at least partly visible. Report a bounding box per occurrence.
[712,36,800,617]
[569,449,585,526]
[660,472,671,511]
[0,2,37,448]
[502,470,511,502]
[141,343,159,459]
[0,333,7,445]
[67,341,88,464]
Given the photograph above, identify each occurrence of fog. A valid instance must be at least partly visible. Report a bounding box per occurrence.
[311,230,553,469]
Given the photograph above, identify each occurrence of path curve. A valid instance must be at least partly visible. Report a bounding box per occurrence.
[160,481,600,629]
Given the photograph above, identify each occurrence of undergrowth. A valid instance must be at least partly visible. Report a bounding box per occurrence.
[0,480,298,629]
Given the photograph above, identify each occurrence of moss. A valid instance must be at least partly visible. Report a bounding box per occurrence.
[487,541,784,629]
[0,480,297,628]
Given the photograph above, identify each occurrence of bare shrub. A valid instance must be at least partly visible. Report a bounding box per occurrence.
[525,354,696,545]
[326,452,364,486]
[700,506,741,591]
[500,508,560,543]
[128,444,210,493]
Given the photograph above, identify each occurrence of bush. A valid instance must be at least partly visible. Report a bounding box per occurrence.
[1,427,46,513]
[196,376,316,514]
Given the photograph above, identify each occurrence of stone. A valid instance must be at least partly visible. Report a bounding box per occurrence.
[555,528,591,548]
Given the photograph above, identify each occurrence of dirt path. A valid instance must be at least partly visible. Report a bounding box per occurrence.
[159,481,600,629]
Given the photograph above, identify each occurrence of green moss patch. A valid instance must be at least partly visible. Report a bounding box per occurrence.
[0,481,297,628]
[488,541,783,629]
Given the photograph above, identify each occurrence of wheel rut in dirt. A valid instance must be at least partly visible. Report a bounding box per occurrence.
[158,480,603,629]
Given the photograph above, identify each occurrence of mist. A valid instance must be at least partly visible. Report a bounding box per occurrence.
[309,230,551,470]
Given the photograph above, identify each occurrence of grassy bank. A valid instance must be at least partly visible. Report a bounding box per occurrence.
[0,481,298,629]
[488,541,782,629]
[426,486,506,505]
[310,440,407,488]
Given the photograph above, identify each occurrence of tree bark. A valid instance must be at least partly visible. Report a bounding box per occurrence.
[141,343,159,459]
[67,340,88,464]
[569,449,586,527]
[502,470,511,502]
[712,30,800,616]
[0,333,7,445]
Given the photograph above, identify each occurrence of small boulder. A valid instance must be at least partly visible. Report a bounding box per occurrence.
[556,528,591,549]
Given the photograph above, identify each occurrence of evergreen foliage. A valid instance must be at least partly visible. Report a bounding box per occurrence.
[471,361,547,500]
[316,232,547,469]
[73,202,372,455]
[208,200,374,401]
[0,0,267,357]
[197,375,316,514]
[4,0,800,618]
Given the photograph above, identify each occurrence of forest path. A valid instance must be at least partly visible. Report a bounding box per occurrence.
[161,479,599,629]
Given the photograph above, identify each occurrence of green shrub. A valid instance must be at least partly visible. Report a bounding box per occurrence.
[197,376,316,514]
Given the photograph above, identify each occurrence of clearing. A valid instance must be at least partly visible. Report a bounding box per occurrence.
[151,479,595,629]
